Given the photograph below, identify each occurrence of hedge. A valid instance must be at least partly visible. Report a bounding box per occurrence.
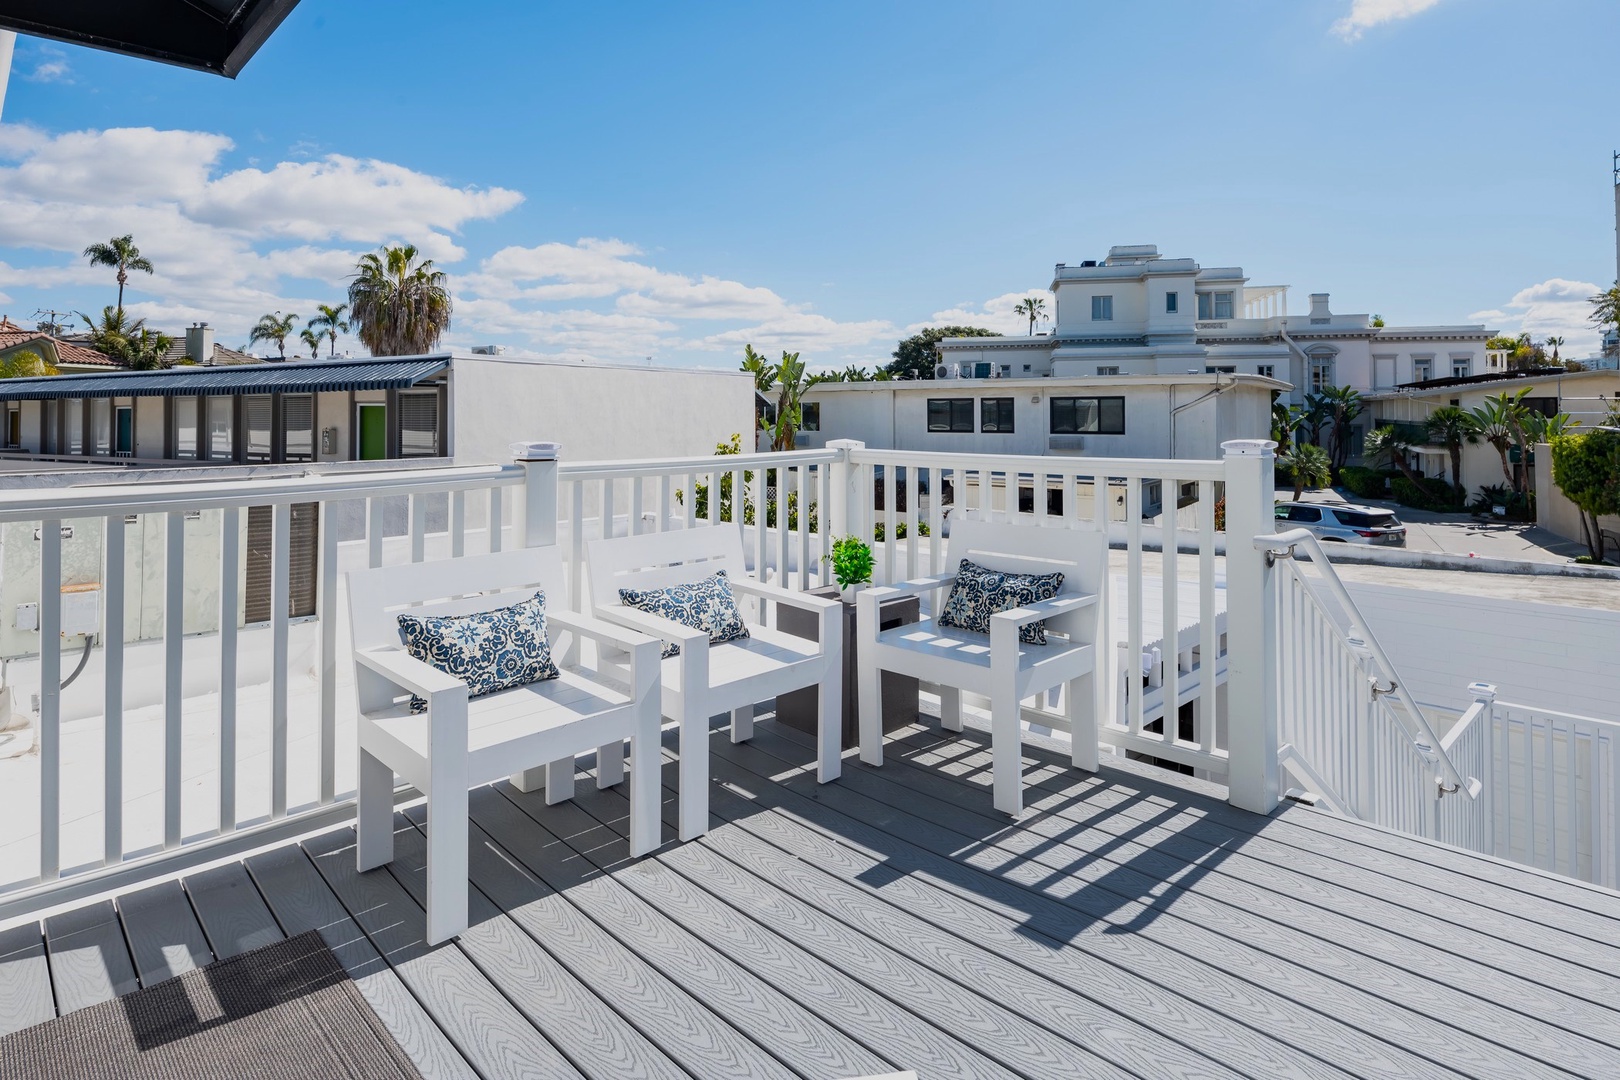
[1339,466,1394,500]
[1390,475,1462,511]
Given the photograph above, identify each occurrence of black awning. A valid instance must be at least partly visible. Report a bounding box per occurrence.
[0,355,451,400]
[0,0,299,77]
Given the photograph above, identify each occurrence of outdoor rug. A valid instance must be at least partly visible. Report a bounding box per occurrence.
[0,929,422,1079]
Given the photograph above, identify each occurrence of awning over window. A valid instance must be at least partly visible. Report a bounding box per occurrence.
[0,0,299,77]
[0,356,450,401]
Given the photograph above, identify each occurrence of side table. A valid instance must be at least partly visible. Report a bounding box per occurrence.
[776,586,920,749]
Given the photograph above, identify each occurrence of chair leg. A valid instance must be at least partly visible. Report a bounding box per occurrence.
[544,757,576,805]
[991,679,1023,817]
[510,765,546,793]
[597,740,626,788]
[424,752,468,946]
[628,707,662,857]
[816,662,841,783]
[730,704,754,744]
[1069,673,1099,772]
[857,656,884,767]
[678,710,709,842]
[356,749,394,871]
[939,686,963,733]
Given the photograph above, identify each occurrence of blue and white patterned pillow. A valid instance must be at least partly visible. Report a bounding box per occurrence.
[937,558,1065,645]
[397,591,559,712]
[619,569,750,658]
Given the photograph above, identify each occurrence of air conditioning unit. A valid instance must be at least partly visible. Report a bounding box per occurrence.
[935,364,950,378]
[1048,435,1085,452]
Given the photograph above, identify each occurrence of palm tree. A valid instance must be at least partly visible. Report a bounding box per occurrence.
[299,327,323,359]
[771,351,811,452]
[1013,296,1048,336]
[1544,336,1565,363]
[1270,400,1302,451]
[249,312,299,360]
[1278,442,1331,500]
[1300,392,1333,447]
[1319,385,1363,474]
[1589,284,1620,339]
[1468,390,1530,494]
[77,305,142,360]
[347,245,453,356]
[82,235,154,315]
[308,302,350,358]
[1424,406,1478,502]
[124,327,173,371]
[740,343,778,394]
[1362,426,1425,488]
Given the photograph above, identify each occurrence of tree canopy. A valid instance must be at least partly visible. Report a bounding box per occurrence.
[1550,430,1620,562]
[348,244,453,356]
[0,350,58,379]
[887,326,1001,379]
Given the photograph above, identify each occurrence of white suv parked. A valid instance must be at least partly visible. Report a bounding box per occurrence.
[1274,502,1407,546]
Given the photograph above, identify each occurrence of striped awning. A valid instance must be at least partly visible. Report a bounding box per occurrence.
[0,355,450,401]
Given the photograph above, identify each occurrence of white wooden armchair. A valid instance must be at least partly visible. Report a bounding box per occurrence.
[347,547,663,945]
[856,519,1106,817]
[587,526,842,841]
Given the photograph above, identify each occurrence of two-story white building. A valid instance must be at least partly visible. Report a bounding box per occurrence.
[935,245,1492,402]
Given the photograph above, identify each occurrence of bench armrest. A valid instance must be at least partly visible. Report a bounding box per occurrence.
[548,607,662,657]
[862,573,957,604]
[354,646,467,702]
[987,592,1098,630]
[594,604,710,655]
[729,576,841,614]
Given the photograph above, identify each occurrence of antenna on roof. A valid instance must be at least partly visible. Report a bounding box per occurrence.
[32,308,71,337]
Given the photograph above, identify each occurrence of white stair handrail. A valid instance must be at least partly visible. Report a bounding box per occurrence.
[1255,527,1480,800]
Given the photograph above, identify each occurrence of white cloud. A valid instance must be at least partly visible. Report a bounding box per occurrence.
[1331,0,1444,42]
[19,45,72,84]
[1469,277,1606,356]
[905,288,1055,337]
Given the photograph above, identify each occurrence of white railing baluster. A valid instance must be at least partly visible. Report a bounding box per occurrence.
[569,481,585,610]
[1126,480,1143,735]
[630,475,644,535]
[103,515,125,865]
[928,468,945,577]
[366,497,383,568]
[733,467,747,553]
[1197,480,1217,753]
[218,507,239,834]
[600,478,614,542]
[450,490,466,558]
[1062,472,1077,527]
[489,485,503,552]
[270,502,290,819]
[318,501,339,805]
[1159,476,1179,747]
[905,464,919,580]
[657,475,671,533]
[777,465,792,589]
[165,512,185,847]
[38,519,62,882]
[797,466,811,591]
[685,471,696,529]
[880,465,895,585]
[408,493,427,562]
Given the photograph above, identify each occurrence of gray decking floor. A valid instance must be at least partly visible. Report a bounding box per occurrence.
[4,715,1620,1079]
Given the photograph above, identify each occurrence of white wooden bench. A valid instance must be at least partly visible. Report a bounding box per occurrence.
[855,518,1106,817]
[347,547,663,944]
[587,526,842,841]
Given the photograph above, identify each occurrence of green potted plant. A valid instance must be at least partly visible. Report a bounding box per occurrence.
[825,535,875,603]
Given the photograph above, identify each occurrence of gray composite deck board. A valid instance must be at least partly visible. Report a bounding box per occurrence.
[466,784,889,1080]
[721,724,1563,1080]
[184,862,284,960]
[244,842,478,1080]
[301,826,586,1080]
[745,722,1620,1079]
[0,923,54,1036]
[411,796,797,1080]
[888,723,1620,974]
[870,725,1620,1041]
[383,811,692,1080]
[41,899,138,1014]
[564,772,1129,1080]
[117,879,214,985]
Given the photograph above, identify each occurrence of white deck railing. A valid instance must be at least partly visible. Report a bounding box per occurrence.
[1259,527,1487,851]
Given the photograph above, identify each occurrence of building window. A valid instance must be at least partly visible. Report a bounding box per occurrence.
[1050,396,1126,435]
[1165,292,1178,313]
[999,364,1011,377]
[244,395,273,463]
[1097,366,1120,376]
[800,402,820,432]
[1205,365,1236,374]
[245,502,319,623]
[1196,291,1234,319]
[1257,364,1275,379]
[1308,352,1335,392]
[927,398,975,433]
[4,404,18,448]
[1451,357,1472,379]
[208,397,234,460]
[980,397,1014,433]
[398,391,440,457]
[1091,295,1113,321]
[283,394,315,462]
[173,398,199,459]
[1412,358,1432,382]
[64,399,83,454]
[91,399,111,455]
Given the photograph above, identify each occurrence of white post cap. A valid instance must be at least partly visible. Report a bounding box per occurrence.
[1221,439,1278,457]
[510,441,561,461]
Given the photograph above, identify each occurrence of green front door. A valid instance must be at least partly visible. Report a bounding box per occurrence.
[357,403,386,460]
[114,407,133,456]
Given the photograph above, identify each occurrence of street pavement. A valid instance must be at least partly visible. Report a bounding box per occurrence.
[1292,487,1590,565]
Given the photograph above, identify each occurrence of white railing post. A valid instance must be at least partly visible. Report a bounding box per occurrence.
[826,439,863,541]
[1223,438,1279,815]
[1470,680,1498,856]
[513,441,560,551]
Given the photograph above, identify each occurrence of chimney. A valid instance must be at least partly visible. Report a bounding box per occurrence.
[186,322,215,365]
[1308,293,1332,323]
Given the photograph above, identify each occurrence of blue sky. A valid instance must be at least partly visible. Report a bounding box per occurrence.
[0,0,1616,366]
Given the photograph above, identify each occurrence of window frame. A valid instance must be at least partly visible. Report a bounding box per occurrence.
[1049,395,1126,436]
[1257,364,1275,379]
[800,401,820,432]
[1090,295,1114,321]
[1450,358,1472,379]
[1412,357,1433,382]
[397,389,441,458]
[1165,291,1178,313]
[926,397,975,433]
[979,397,1015,433]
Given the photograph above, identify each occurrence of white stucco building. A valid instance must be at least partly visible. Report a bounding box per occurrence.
[934,245,1493,402]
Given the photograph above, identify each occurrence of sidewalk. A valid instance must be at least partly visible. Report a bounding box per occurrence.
[1296,487,1590,565]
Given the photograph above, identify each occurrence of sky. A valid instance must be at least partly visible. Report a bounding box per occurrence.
[0,0,1616,368]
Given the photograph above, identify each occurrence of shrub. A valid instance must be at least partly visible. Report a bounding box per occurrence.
[1339,466,1394,500]
[825,536,874,589]
[1390,475,1462,511]
[871,519,930,543]
[1468,483,1535,521]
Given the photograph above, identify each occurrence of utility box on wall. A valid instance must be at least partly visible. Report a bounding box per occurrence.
[60,585,101,637]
